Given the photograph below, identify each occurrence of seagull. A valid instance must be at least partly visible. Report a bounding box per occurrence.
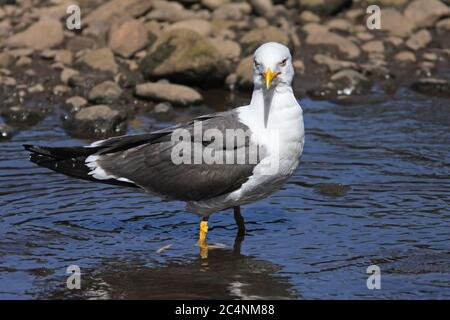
[24,42,305,257]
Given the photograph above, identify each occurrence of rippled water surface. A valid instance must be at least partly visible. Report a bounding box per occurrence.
[1,89,449,299]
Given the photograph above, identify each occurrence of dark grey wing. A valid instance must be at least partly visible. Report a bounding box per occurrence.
[94,110,264,201]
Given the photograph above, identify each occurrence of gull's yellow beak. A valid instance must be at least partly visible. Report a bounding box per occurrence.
[265,68,277,90]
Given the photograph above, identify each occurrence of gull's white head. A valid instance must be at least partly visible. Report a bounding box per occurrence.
[253,42,294,91]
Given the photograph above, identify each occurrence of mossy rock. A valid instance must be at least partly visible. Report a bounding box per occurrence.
[140,29,230,87]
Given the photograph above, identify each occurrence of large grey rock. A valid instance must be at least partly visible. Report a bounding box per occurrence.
[4,19,64,50]
[404,0,450,28]
[140,29,230,86]
[109,19,150,58]
[135,82,203,106]
[88,81,123,104]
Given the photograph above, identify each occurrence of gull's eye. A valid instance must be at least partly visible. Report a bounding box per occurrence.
[280,58,288,67]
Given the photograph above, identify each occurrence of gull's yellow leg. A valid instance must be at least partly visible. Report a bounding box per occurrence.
[197,217,209,259]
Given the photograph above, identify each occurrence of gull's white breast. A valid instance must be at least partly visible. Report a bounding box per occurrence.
[187,89,305,215]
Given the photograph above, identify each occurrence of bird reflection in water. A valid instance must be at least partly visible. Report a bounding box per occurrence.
[49,235,298,300]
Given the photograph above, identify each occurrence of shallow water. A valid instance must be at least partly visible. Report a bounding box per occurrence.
[0,89,449,299]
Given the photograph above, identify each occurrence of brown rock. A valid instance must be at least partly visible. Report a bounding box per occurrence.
[330,69,371,95]
[386,36,403,47]
[235,55,253,89]
[356,32,374,41]
[60,68,79,85]
[64,105,127,139]
[0,52,15,67]
[135,82,203,106]
[299,10,321,23]
[65,96,88,111]
[306,30,361,59]
[297,0,352,16]
[404,0,450,28]
[85,0,152,25]
[147,1,207,22]
[406,29,432,51]
[4,19,64,50]
[240,26,290,55]
[381,8,414,38]
[394,51,416,62]
[54,50,74,65]
[423,52,438,61]
[209,38,241,61]
[109,19,150,58]
[313,54,357,72]
[212,2,252,20]
[411,78,450,98]
[88,81,123,103]
[79,48,118,73]
[28,84,45,93]
[166,19,213,37]
[201,0,230,10]
[16,56,32,67]
[293,59,305,74]
[362,40,384,54]
[249,0,274,18]
[327,18,352,32]
[436,18,450,31]
[302,22,328,35]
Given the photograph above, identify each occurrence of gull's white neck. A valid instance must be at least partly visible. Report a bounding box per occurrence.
[244,85,302,130]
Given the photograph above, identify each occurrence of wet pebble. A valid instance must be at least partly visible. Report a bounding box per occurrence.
[152,102,175,122]
[65,96,88,112]
[411,78,450,98]
[0,105,46,128]
[62,104,128,139]
[88,80,123,104]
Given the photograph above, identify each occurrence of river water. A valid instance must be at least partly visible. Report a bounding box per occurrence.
[0,88,449,299]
